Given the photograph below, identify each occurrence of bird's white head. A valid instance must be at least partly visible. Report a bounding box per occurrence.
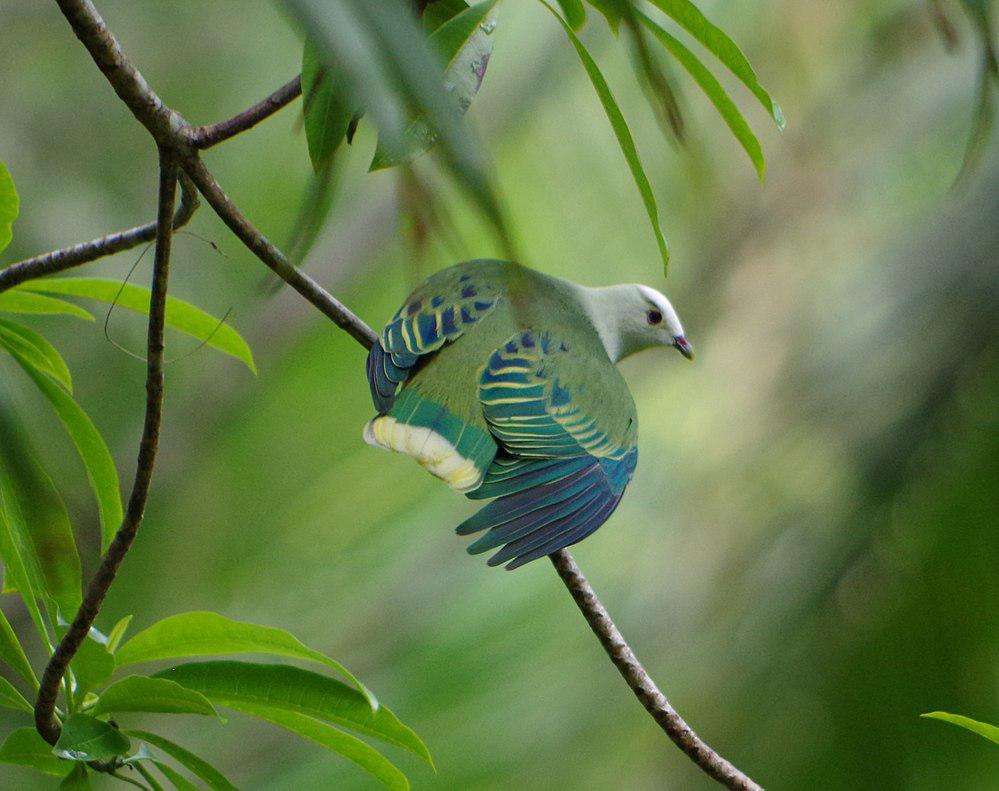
[584,283,693,363]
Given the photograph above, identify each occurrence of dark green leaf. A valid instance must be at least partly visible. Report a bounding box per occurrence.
[132,762,164,791]
[302,37,353,173]
[55,714,131,762]
[542,1,671,273]
[107,614,133,653]
[0,675,32,712]
[0,318,73,391]
[371,0,501,170]
[0,290,93,322]
[921,711,999,745]
[151,761,198,791]
[155,661,431,766]
[0,603,38,688]
[646,0,784,129]
[94,675,218,718]
[0,158,18,254]
[556,0,586,30]
[8,355,122,551]
[116,610,377,709]
[17,278,255,373]
[59,762,92,790]
[586,0,623,33]
[638,11,765,181]
[125,730,237,791]
[68,637,115,703]
[232,702,409,791]
[423,0,469,33]
[0,727,71,776]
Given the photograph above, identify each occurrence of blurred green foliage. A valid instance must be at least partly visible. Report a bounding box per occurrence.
[0,0,997,788]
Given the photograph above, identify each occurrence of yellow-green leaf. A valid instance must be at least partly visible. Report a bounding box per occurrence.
[921,711,999,745]
[125,730,236,791]
[93,675,218,718]
[0,159,19,254]
[0,291,93,322]
[0,318,73,391]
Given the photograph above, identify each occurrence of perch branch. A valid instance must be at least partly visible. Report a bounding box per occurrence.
[37,1,760,787]
[34,151,178,745]
[192,75,303,148]
[0,175,198,294]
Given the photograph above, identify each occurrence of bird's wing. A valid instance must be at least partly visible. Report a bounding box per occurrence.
[367,266,500,412]
[458,330,638,569]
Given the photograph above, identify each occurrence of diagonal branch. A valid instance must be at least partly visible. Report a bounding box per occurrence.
[0,175,198,294]
[34,150,178,746]
[192,75,303,148]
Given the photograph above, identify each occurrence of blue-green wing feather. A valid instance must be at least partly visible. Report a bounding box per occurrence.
[458,331,638,569]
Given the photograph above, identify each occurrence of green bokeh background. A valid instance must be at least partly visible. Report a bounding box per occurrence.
[2,1,997,788]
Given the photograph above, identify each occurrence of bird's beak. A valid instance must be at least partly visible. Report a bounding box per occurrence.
[673,336,694,360]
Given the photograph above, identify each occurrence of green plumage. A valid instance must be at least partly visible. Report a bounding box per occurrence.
[364,259,690,568]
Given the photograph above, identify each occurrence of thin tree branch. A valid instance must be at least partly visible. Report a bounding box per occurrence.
[181,156,377,348]
[34,150,178,746]
[0,175,198,294]
[550,551,763,790]
[191,75,303,149]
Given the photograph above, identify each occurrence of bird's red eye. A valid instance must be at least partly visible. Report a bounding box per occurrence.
[646,309,663,325]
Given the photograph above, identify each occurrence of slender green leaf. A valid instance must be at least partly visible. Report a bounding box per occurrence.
[556,0,586,30]
[0,675,32,712]
[0,158,18,254]
[638,11,764,181]
[0,290,93,321]
[94,675,218,718]
[17,278,255,373]
[371,0,501,170]
[542,1,670,273]
[0,444,81,620]
[55,714,131,762]
[302,38,353,173]
[10,355,122,551]
[0,603,38,688]
[921,711,999,745]
[0,726,71,776]
[152,761,198,791]
[69,637,115,704]
[59,762,92,790]
[125,731,237,791]
[132,763,164,791]
[423,0,469,33]
[116,610,377,709]
[155,661,431,766]
[231,702,409,791]
[646,0,784,129]
[0,476,49,645]
[107,614,134,653]
[0,318,73,391]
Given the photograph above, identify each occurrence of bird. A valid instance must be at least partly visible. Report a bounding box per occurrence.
[363,259,693,570]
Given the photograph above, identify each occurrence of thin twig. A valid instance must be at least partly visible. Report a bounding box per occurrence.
[182,156,377,348]
[34,150,178,745]
[0,176,197,294]
[550,551,763,790]
[192,75,303,148]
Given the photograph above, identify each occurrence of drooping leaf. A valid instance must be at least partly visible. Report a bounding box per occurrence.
[646,0,784,129]
[542,1,671,273]
[423,0,469,33]
[0,604,38,688]
[106,614,133,653]
[921,711,999,745]
[0,726,71,777]
[94,675,218,718]
[371,0,501,170]
[17,278,255,373]
[0,158,18,254]
[155,661,431,766]
[55,714,131,762]
[556,0,586,30]
[302,37,354,173]
[231,702,409,791]
[8,354,122,551]
[68,636,115,703]
[59,762,92,790]
[125,730,237,791]
[638,11,765,181]
[0,318,73,391]
[151,760,199,791]
[0,436,81,620]
[0,470,49,644]
[0,291,93,322]
[116,610,377,709]
[0,675,32,712]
